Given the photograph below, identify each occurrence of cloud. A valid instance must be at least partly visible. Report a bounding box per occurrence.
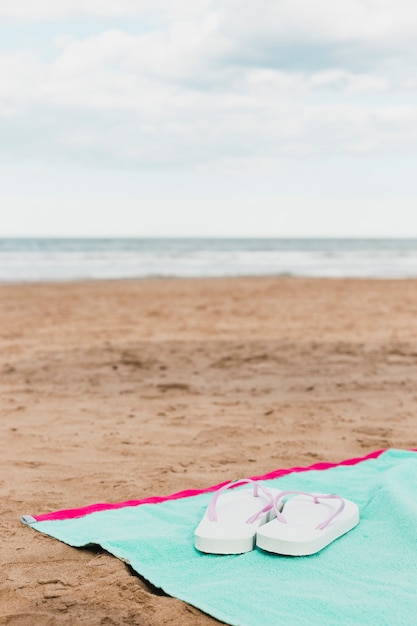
[220,0,417,43]
[4,0,417,48]
[0,2,417,171]
[214,0,417,77]
[0,0,208,21]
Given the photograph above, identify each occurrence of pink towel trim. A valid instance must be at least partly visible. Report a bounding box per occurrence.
[31,448,398,522]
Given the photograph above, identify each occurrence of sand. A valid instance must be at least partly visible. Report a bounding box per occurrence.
[1,276,417,625]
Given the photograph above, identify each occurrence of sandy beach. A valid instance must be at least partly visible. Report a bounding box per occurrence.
[1,275,417,625]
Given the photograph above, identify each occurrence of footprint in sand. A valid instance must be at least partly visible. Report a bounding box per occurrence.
[156,383,192,394]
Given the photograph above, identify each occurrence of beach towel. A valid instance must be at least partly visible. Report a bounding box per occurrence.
[22,449,417,625]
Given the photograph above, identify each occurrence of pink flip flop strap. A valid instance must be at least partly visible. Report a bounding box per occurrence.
[273,490,345,530]
[208,478,274,523]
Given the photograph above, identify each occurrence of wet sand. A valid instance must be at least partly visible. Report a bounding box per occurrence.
[1,276,416,624]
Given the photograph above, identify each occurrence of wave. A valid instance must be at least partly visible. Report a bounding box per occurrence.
[1,238,417,282]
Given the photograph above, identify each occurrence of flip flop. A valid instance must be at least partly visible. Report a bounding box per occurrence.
[194,478,282,554]
[256,490,359,556]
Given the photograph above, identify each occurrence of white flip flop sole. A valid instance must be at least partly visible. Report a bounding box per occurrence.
[256,493,359,556]
[194,486,281,554]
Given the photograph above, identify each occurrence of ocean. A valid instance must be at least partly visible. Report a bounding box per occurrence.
[0,238,417,282]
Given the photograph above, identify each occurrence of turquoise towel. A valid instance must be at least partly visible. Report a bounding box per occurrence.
[22,450,417,625]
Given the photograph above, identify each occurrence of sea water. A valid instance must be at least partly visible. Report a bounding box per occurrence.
[0,238,416,282]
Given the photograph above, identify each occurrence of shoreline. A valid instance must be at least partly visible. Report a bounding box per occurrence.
[2,275,417,624]
[2,272,417,285]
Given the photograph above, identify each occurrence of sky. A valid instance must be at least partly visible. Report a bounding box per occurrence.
[1,0,417,237]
